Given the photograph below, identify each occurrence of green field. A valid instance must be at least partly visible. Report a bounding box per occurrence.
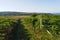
[0,14,60,40]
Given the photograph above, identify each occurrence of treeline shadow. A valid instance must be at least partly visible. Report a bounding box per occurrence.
[5,19,30,40]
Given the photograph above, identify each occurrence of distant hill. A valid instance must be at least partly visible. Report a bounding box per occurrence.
[53,13,60,15]
[0,12,27,16]
[0,11,60,16]
[0,12,40,16]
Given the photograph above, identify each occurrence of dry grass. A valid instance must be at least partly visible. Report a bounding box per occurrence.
[0,16,30,19]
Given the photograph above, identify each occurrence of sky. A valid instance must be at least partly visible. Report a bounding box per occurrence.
[0,0,60,13]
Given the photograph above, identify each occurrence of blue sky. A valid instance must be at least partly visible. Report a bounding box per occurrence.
[0,0,60,13]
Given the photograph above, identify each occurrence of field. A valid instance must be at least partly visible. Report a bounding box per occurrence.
[0,14,60,40]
